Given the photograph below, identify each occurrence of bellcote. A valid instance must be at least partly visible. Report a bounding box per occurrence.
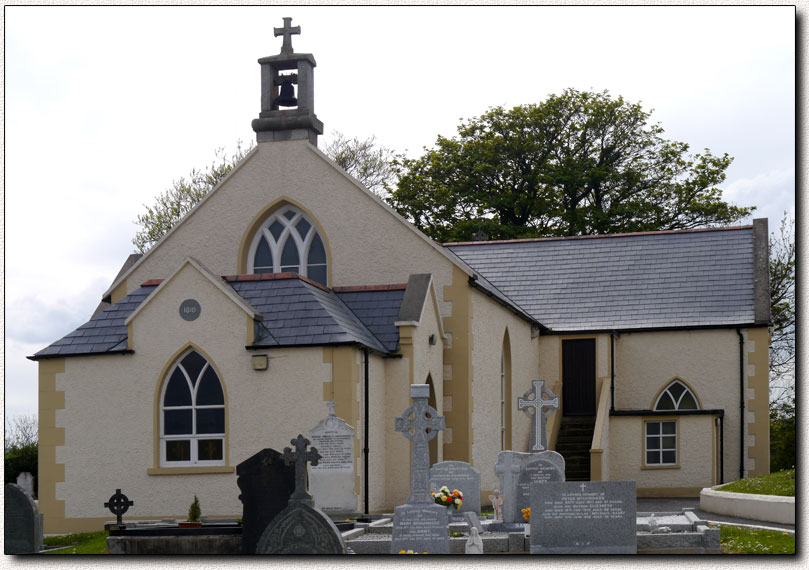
[251,17,324,146]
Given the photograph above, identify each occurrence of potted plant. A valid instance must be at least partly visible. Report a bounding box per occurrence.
[179,495,203,528]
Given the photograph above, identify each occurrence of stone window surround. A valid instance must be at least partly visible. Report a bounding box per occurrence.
[642,417,680,469]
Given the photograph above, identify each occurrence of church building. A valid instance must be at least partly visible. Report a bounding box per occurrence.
[31,20,771,534]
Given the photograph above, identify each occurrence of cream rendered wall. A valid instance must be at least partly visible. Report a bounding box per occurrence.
[382,352,413,509]
[366,352,391,511]
[55,263,333,520]
[609,329,742,487]
[469,291,540,497]
[119,140,455,296]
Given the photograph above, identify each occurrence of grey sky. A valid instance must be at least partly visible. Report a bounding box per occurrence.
[5,6,795,417]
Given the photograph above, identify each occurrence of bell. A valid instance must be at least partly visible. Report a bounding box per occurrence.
[276,83,297,107]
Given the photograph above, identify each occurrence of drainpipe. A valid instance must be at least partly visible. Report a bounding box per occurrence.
[717,415,725,485]
[610,332,616,413]
[736,329,745,480]
[363,348,370,514]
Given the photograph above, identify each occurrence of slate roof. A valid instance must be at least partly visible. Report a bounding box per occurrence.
[335,287,406,352]
[33,285,157,359]
[32,275,405,360]
[447,227,758,332]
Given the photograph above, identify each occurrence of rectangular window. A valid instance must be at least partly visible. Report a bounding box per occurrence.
[645,420,677,466]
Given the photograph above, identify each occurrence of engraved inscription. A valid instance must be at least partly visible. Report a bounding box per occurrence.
[309,432,353,471]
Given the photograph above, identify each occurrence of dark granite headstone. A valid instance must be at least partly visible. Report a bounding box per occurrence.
[4,483,42,554]
[237,448,295,554]
[530,480,637,554]
[256,501,346,554]
[515,454,565,517]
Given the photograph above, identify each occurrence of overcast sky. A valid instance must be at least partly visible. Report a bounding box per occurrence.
[4,6,795,419]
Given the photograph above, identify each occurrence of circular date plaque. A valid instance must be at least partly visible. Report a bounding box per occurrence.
[179,299,201,321]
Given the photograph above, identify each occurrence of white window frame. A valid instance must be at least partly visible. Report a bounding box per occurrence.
[644,420,678,467]
[247,205,327,284]
[654,379,700,411]
[160,351,225,467]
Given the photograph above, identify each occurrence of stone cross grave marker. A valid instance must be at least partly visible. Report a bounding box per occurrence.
[391,384,450,554]
[104,488,134,527]
[236,448,295,554]
[394,384,445,504]
[4,483,42,554]
[529,480,637,554]
[309,400,357,513]
[256,435,346,554]
[274,17,301,55]
[494,451,522,524]
[518,379,559,452]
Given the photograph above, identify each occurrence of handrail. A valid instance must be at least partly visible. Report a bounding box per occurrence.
[547,380,563,450]
[590,376,612,480]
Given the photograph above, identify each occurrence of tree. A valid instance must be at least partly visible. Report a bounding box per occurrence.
[5,413,38,451]
[389,89,753,243]
[769,396,795,472]
[133,142,255,253]
[769,213,795,406]
[323,131,401,198]
[4,414,38,496]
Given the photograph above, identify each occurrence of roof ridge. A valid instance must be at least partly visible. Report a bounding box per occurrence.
[443,224,754,247]
[333,283,408,293]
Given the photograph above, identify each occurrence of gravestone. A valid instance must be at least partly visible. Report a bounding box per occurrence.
[256,434,346,554]
[518,379,559,452]
[16,472,34,497]
[429,460,481,516]
[309,400,357,514]
[495,451,565,524]
[530,481,637,554]
[463,511,485,535]
[4,483,42,554]
[104,488,134,529]
[236,448,295,554]
[390,384,450,554]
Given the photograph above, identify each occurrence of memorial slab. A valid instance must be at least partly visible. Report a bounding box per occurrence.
[236,448,295,554]
[309,401,357,514]
[16,472,34,498]
[530,480,637,554]
[430,461,481,515]
[495,450,564,523]
[4,483,42,554]
[514,454,565,517]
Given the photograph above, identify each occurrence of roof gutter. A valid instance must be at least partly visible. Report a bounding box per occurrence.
[542,322,769,336]
[27,349,135,362]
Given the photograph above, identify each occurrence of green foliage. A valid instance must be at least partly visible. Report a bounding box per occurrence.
[43,531,109,554]
[770,400,796,473]
[324,131,402,198]
[389,89,752,242]
[132,142,254,253]
[188,495,202,522]
[720,525,795,554]
[717,469,794,497]
[4,443,38,496]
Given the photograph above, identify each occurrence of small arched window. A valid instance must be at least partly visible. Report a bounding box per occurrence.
[654,379,699,411]
[161,349,225,466]
[247,205,328,286]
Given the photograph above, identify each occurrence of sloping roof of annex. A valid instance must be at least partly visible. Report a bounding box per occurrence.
[30,273,407,361]
[446,223,770,333]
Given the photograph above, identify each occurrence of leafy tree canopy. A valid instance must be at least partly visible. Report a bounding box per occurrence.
[389,89,753,242]
[324,131,401,198]
[769,213,795,405]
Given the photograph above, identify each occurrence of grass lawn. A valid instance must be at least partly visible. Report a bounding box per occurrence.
[42,531,108,554]
[720,525,795,554]
[717,469,795,497]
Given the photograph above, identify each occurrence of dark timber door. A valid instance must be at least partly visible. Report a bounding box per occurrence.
[562,339,596,416]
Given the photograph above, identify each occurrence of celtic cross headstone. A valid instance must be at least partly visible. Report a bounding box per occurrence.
[394,384,445,504]
[104,489,134,526]
[518,379,559,452]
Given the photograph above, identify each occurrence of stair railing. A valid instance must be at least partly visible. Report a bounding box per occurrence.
[590,376,612,481]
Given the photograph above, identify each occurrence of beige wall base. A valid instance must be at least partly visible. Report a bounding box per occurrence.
[637,486,703,498]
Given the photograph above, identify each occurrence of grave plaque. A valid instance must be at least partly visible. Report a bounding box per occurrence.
[430,461,481,515]
[514,454,565,517]
[16,472,34,497]
[237,448,295,554]
[256,434,346,554]
[4,483,42,554]
[495,450,565,524]
[390,384,450,554]
[530,481,637,554]
[309,401,357,513]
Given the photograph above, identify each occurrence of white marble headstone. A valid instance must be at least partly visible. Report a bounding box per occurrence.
[308,402,357,513]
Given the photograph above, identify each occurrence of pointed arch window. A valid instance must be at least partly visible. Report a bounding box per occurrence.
[645,380,699,467]
[654,379,699,411]
[160,349,225,466]
[247,205,328,286]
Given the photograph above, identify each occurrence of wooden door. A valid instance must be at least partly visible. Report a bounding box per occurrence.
[562,339,596,416]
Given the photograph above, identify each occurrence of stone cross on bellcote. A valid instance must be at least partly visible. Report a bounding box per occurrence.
[394,384,445,504]
[274,17,301,55]
[518,379,559,452]
[282,434,321,506]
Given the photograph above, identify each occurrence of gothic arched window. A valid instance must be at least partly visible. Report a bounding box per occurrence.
[160,349,225,466]
[247,205,328,286]
[654,379,699,411]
